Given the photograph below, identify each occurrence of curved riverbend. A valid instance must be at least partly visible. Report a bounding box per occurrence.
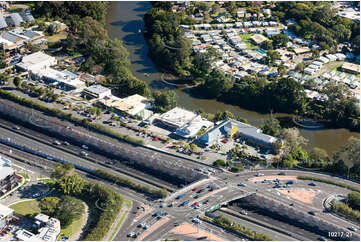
[105,1,358,154]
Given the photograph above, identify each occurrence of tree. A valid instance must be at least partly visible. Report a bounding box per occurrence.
[311,48,320,59]
[40,197,60,216]
[279,128,308,155]
[152,90,178,112]
[277,65,287,77]
[271,34,289,48]
[213,159,226,167]
[333,137,360,177]
[346,192,360,210]
[295,63,305,72]
[13,77,21,88]
[52,164,75,179]
[309,147,328,166]
[261,41,273,50]
[261,117,281,137]
[55,196,85,227]
[214,111,235,122]
[57,174,86,195]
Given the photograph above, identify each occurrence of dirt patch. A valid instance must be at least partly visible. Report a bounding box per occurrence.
[249,176,297,182]
[170,223,225,241]
[278,188,316,205]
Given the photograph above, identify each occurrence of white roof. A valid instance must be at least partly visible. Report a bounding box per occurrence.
[175,115,213,138]
[84,84,110,96]
[0,203,13,217]
[0,155,14,181]
[40,68,85,89]
[158,107,197,128]
[35,213,49,223]
[16,51,57,71]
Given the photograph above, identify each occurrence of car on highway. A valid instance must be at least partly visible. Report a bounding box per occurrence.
[238,183,247,187]
[348,226,357,231]
[80,151,88,157]
[308,211,317,216]
[53,140,61,145]
[194,194,203,199]
[255,172,264,177]
[63,141,70,146]
[278,172,286,175]
[239,210,248,215]
[182,200,190,205]
[308,182,316,186]
[318,236,327,241]
[13,125,20,130]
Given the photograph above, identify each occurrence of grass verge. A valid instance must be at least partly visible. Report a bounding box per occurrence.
[297,176,360,192]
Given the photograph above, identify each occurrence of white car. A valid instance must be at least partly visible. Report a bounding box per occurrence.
[82,144,89,150]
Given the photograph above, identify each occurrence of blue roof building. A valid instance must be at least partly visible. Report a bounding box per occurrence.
[198,118,278,152]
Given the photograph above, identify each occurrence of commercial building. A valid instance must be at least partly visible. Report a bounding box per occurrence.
[0,28,46,53]
[341,62,360,75]
[16,214,61,241]
[293,47,311,55]
[16,51,57,72]
[0,156,19,196]
[175,115,214,139]
[250,34,268,45]
[20,11,34,22]
[39,68,85,91]
[0,204,13,230]
[6,13,23,26]
[99,94,153,120]
[198,119,278,152]
[82,84,111,99]
[155,107,198,130]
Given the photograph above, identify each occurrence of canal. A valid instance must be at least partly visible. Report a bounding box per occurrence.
[105,1,358,154]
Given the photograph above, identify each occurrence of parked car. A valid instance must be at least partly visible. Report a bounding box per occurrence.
[82,144,89,150]
[238,183,247,187]
[308,182,316,186]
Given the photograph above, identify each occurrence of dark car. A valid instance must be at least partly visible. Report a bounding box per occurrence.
[278,172,286,175]
[308,182,316,186]
[308,211,316,216]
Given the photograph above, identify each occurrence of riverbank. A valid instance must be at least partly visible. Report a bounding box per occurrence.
[105,1,358,155]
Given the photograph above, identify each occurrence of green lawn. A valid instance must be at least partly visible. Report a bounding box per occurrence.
[239,34,258,49]
[59,211,86,240]
[329,63,343,71]
[46,32,67,43]
[10,200,40,217]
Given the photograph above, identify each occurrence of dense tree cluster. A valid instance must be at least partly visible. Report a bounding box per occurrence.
[40,196,85,227]
[51,164,124,241]
[273,2,359,53]
[33,1,150,98]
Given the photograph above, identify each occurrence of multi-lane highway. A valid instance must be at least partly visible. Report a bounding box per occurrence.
[0,101,359,241]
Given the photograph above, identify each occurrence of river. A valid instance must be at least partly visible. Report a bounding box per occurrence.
[105,1,358,155]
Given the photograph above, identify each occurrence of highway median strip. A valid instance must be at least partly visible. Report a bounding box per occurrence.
[297,176,360,192]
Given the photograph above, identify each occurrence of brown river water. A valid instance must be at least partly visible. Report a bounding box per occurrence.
[105,1,358,155]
